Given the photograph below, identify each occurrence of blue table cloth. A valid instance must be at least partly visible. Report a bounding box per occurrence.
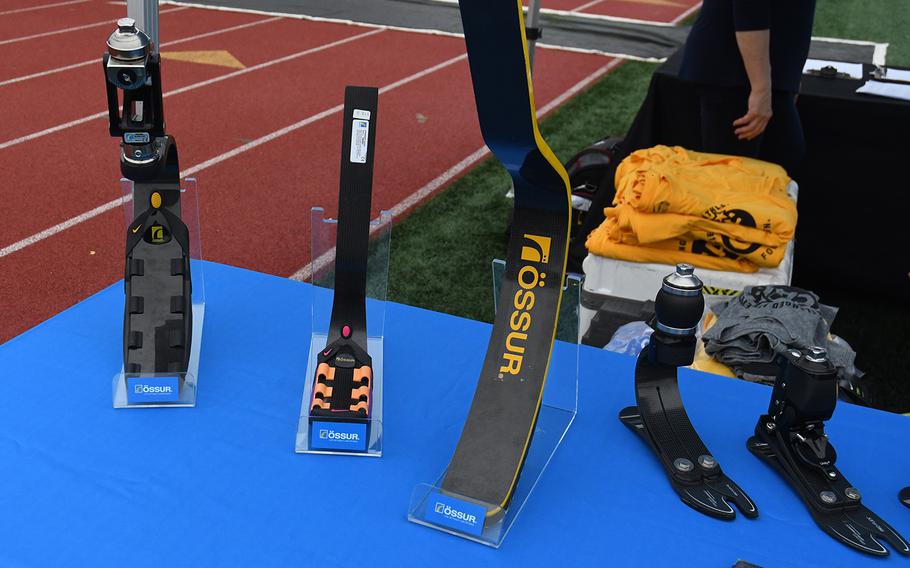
[0,261,907,567]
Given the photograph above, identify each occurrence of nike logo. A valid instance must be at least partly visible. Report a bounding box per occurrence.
[131,225,142,234]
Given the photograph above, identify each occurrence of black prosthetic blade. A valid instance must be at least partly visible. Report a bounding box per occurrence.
[621,406,756,520]
[309,86,378,428]
[748,434,910,557]
[124,197,192,376]
[619,348,757,520]
[325,86,378,352]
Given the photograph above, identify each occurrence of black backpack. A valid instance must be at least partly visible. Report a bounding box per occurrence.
[564,136,624,240]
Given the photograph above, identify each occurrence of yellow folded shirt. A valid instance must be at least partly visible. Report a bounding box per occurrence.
[613,146,796,242]
[604,204,792,248]
[586,229,766,273]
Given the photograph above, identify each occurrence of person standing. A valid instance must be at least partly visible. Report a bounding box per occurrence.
[680,0,816,176]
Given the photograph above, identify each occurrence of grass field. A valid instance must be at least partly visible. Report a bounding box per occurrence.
[815,0,910,67]
[385,4,910,411]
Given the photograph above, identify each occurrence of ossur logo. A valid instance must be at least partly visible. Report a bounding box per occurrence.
[499,233,552,378]
[319,429,360,442]
[134,384,174,395]
[434,502,478,526]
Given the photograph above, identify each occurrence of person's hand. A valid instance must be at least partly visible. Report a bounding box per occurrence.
[733,88,772,140]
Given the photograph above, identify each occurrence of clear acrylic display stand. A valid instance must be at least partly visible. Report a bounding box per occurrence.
[407,260,581,547]
[295,207,391,457]
[112,177,206,408]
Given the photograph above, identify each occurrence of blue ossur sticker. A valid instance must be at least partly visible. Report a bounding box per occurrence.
[310,421,367,451]
[425,492,485,536]
[126,376,180,404]
[124,132,150,144]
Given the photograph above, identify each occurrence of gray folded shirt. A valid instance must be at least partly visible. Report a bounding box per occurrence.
[702,286,859,384]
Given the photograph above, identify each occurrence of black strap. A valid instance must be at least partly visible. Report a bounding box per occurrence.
[327,86,378,353]
[440,0,571,513]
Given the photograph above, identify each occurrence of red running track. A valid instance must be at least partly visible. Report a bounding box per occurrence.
[0,1,619,342]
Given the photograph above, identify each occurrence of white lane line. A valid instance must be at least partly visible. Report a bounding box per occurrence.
[289,59,620,282]
[0,198,130,259]
[0,5,188,46]
[0,16,282,88]
[0,28,383,151]
[0,48,465,260]
[0,111,108,151]
[570,0,605,13]
[670,1,701,24]
[0,0,88,16]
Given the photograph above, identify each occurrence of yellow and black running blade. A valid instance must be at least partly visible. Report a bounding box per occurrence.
[440,0,572,518]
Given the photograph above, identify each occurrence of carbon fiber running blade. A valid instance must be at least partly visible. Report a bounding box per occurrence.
[621,407,754,520]
[438,0,572,514]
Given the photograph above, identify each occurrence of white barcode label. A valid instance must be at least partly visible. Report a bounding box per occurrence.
[350,119,369,163]
[353,109,371,120]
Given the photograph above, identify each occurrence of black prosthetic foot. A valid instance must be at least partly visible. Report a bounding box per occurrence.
[621,264,757,520]
[748,348,909,557]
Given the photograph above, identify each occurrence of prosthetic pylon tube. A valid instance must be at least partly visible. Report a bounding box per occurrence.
[104,18,192,381]
[620,264,758,520]
[748,347,910,556]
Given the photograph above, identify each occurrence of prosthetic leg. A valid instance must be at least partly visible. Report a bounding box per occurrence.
[103,14,192,381]
[308,87,378,433]
[620,264,758,520]
[748,348,910,556]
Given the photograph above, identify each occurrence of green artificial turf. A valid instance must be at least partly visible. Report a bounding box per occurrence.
[813,0,910,67]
